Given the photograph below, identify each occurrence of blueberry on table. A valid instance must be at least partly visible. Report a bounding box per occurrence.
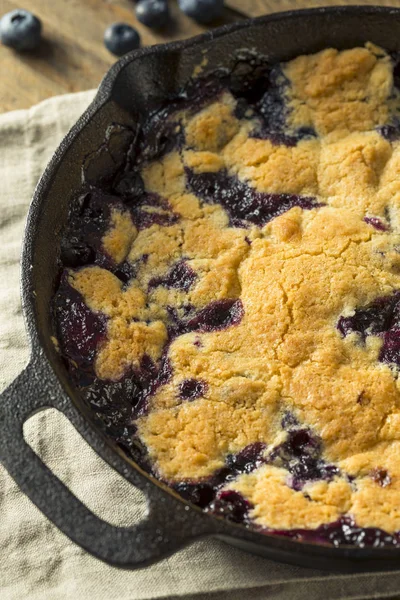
[135,0,170,29]
[104,23,141,57]
[178,0,224,24]
[0,9,42,51]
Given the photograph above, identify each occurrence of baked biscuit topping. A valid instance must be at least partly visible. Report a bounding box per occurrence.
[54,43,400,546]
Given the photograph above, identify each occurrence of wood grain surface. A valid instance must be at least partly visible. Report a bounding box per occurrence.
[1,1,400,113]
[0,0,244,113]
[228,0,400,17]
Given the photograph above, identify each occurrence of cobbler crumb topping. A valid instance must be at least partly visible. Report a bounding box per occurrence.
[53,43,400,546]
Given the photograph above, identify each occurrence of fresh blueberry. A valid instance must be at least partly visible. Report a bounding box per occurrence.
[178,0,224,24]
[135,0,170,29]
[0,9,42,51]
[104,23,141,57]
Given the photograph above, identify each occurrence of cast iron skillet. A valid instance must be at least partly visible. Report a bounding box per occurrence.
[2,5,400,573]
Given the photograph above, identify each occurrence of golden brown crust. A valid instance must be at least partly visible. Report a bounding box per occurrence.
[102,209,137,264]
[284,44,395,139]
[69,44,400,533]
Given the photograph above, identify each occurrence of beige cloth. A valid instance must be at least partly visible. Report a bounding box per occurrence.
[2,90,400,600]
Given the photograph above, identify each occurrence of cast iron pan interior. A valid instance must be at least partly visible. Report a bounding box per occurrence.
[2,6,400,572]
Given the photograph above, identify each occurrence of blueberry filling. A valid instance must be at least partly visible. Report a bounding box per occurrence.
[73,352,171,462]
[364,216,388,231]
[186,169,320,228]
[53,276,107,370]
[179,378,208,400]
[187,298,244,332]
[60,190,120,268]
[337,290,400,368]
[226,441,267,474]
[208,490,253,524]
[270,516,400,548]
[378,122,400,142]
[63,187,179,272]
[60,237,95,268]
[134,76,229,164]
[232,63,317,146]
[53,292,242,464]
[166,298,244,338]
[148,260,197,292]
[172,442,266,509]
[266,427,340,491]
[113,169,145,199]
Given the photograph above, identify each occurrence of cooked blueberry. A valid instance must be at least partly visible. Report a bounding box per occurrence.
[178,0,224,24]
[166,298,244,339]
[378,121,400,142]
[140,112,183,162]
[60,238,95,268]
[104,23,141,57]
[148,260,197,292]
[173,481,215,508]
[179,378,207,400]
[338,291,400,369]
[337,293,400,340]
[226,442,266,474]
[187,298,244,332]
[380,328,400,366]
[229,61,270,107]
[112,261,138,285]
[267,427,339,490]
[114,170,145,199]
[209,490,252,524]
[0,10,42,51]
[135,0,170,29]
[53,277,107,368]
[71,353,171,451]
[172,445,266,512]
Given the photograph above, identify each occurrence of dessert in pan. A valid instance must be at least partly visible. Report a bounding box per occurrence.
[53,42,400,547]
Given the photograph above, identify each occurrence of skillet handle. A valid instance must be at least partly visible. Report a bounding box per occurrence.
[0,361,214,568]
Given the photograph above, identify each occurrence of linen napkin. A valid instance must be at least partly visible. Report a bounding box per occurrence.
[2,90,400,600]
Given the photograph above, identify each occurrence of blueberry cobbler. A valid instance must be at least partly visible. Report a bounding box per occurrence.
[53,44,400,547]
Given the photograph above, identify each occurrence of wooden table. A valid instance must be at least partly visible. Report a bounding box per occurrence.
[1,0,400,113]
